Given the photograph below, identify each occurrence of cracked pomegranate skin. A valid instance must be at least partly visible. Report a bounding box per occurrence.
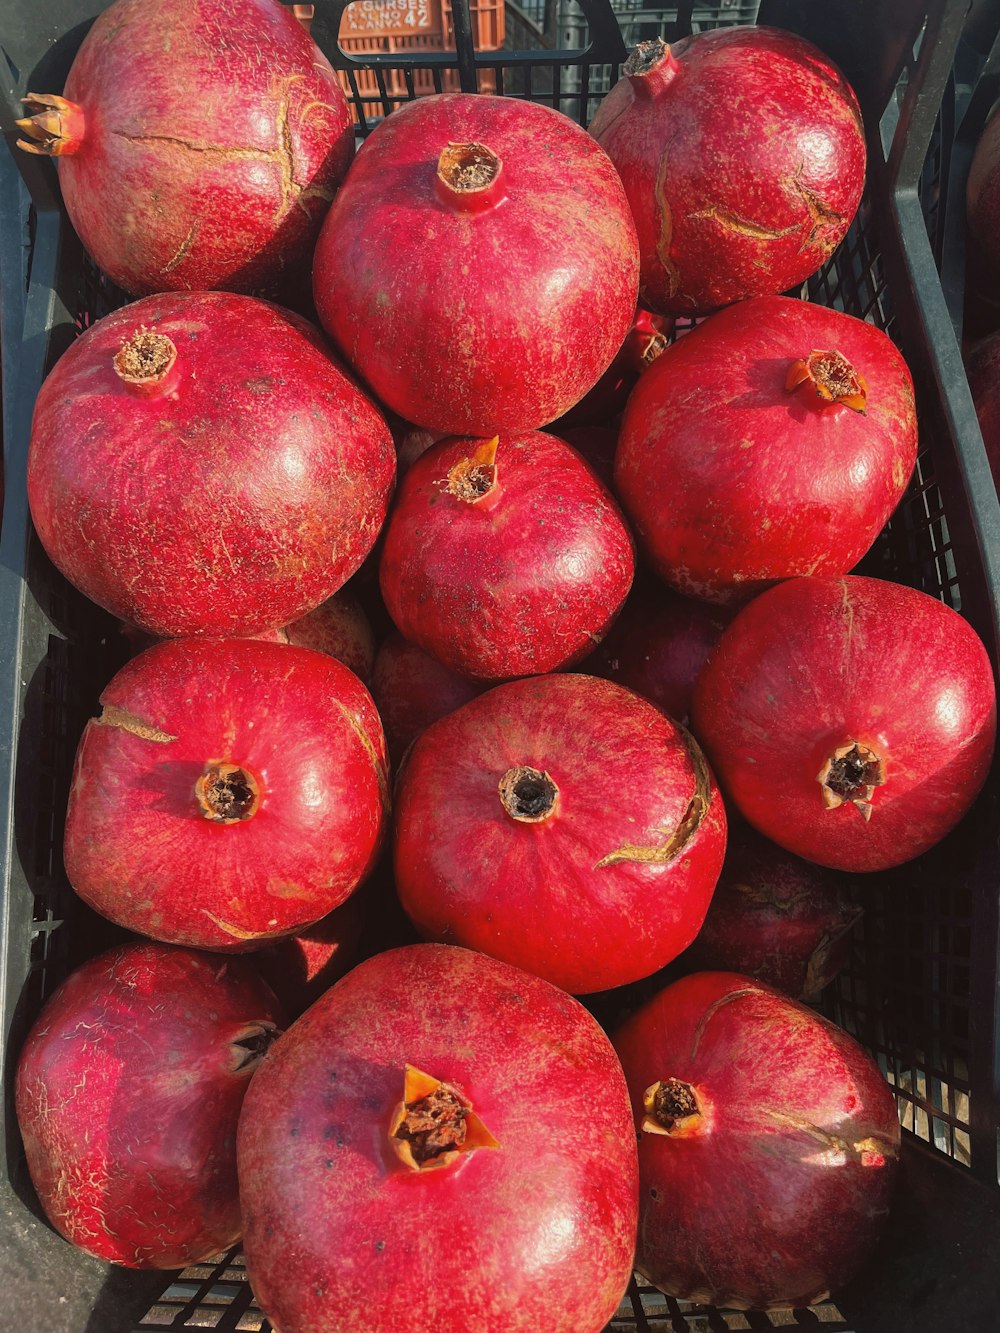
[393,674,727,993]
[21,0,354,295]
[63,638,390,950]
[237,944,638,1332]
[589,26,865,315]
[313,93,640,435]
[691,576,997,871]
[615,296,917,604]
[27,293,395,638]
[16,942,284,1268]
[614,971,900,1309]
[379,431,635,680]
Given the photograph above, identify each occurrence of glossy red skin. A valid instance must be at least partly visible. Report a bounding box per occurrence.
[590,27,865,315]
[370,630,485,764]
[238,944,638,1332]
[614,971,899,1308]
[46,0,353,296]
[965,332,1000,488]
[313,93,640,435]
[683,825,861,998]
[379,431,635,679]
[615,296,918,604]
[967,104,1000,279]
[16,942,284,1268]
[254,589,376,682]
[254,896,366,1019]
[582,581,732,724]
[692,576,997,871]
[394,674,727,993]
[64,639,390,950]
[27,293,395,637]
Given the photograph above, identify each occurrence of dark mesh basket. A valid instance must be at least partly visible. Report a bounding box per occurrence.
[2,1,1000,1330]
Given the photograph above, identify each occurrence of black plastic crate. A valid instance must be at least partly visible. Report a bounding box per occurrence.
[2,1,1000,1330]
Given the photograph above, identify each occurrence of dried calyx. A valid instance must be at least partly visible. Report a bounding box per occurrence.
[818,741,885,822]
[446,436,500,504]
[436,143,506,211]
[16,93,86,156]
[195,763,262,824]
[785,350,868,413]
[389,1065,500,1172]
[230,1021,282,1073]
[499,766,559,823]
[113,328,178,391]
[642,1078,702,1136]
[624,39,682,94]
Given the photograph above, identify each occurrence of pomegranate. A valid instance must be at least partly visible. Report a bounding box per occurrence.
[16,0,353,296]
[553,305,672,430]
[255,588,376,681]
[238,944,638,1331]
[27,292,395,638]
[393,674,727,993]
[684,825,862,998]
[64,638,389,950]
[370,630,485,763]
[379,432,635,679]
[555,426,619,488]
[16,941,284,1268]
[589,29,865,314]
[254,895,366,1018]
[965,332,1000,487]
[582,578,732,723]
[692,575,997,871]
[615,296,917,603]
[313,94,640,435]
[614,971,900,1308]
[967,103,1000,280]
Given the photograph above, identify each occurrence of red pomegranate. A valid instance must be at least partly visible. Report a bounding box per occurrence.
[554,305,672,430]
[313,94,640,435]
[379,432,635,679]
[965,332,1000,486]
[16,0,353,296]
[967,104,1000,280]
[582,579,732,724]
[238,944,638,1332]
[393,674,727,993]
[64,638,389,950]
[684,825,862,998]
[27,293,395,638]
[370,630,485,763]
[614,971,900,1308]
[589,29,865,314]
[615,296,917,603]
[16,941,284,1268]
[692,575,997,871]
[253,895,366,1019]
[254,588,376,682]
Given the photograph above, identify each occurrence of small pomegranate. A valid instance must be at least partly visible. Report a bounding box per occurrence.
[590,29,865,314]
[313,93,640,435]
[394,674,727,993]
[554,305,672,430]
[692,576,996,871]
[16,0,353,295]
[253,895,366,1019]
[370,630,485,763]
[615,296,917,603]
[684,825,862,998]
[615,971,900,1308]
[27,293,395,638]
[238,944,638,1332]
[64,638,389,950]
[16,941,284,1268]
[379,432,635,679]
[254,588,376,682]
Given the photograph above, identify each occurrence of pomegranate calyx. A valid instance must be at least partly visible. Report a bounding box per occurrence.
[230,1021,283,1073]
[498,765,559,823]
[389,1064,500,1172]
[16,93,86,156]
[817,741,885,821]
[641,1078,702,1136]
[436,142,507,212]
[785,350,868,413]
[624,40,682,97]
[113,328,179,394]
[195,762,262,824]
[446,436,500,504]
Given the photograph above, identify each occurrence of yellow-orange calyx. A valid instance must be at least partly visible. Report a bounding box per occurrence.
[16,93,86,156]
[785,349,868,413]
[389,1064,500,1172]
[445,436,500,504]
[641,1078,703,1136]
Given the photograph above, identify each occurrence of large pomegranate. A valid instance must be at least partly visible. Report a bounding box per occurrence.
[313,93,640,435]
[238,944,638,1332]
[692,576,997,871]
[64,638,389,950]
[393,674,727,993]
[379,432,635,679]
[683,825,862,998]
[16,942,284,1268]
[27,293,395,638]
[614,971,900,1308]
[16,0,353,296]
[590,28,865,314]
[615,296,917,603]
[370,630,485,763]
